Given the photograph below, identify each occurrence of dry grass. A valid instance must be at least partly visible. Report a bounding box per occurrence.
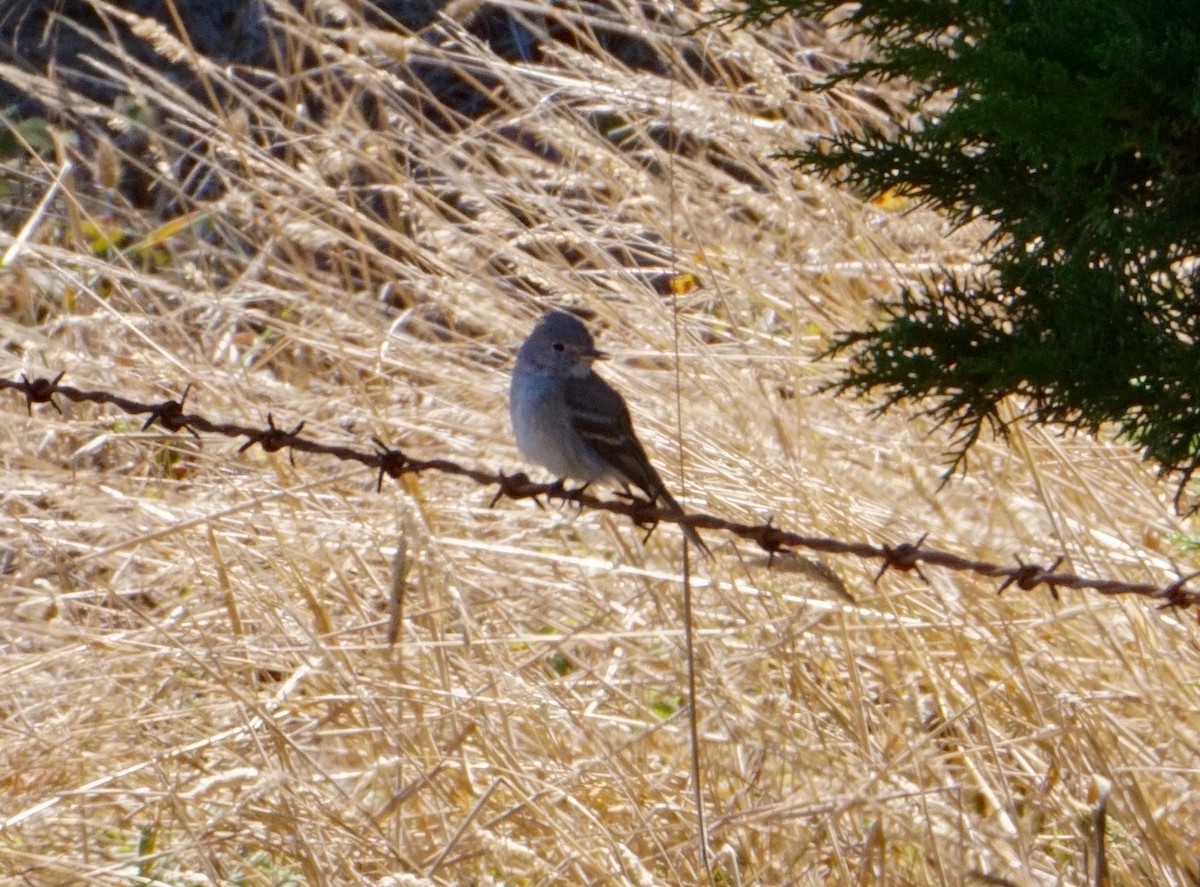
[1,2,1198,885]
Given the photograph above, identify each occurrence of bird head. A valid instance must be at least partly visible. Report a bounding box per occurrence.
[518,310,609,377]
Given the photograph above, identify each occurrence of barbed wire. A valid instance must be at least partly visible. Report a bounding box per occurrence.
[4,372,1197,612]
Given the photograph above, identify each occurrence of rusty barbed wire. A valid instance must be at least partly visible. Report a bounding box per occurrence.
[4,373,1198,612]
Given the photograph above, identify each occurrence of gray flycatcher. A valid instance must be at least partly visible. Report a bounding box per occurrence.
[510,310,709,555]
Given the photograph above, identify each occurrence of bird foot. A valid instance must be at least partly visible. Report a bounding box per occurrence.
[548,478,589,509]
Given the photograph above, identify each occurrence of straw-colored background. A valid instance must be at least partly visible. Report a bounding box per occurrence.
[1,3,1196,884]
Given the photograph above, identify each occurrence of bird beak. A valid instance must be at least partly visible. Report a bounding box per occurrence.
[585,348,609,361]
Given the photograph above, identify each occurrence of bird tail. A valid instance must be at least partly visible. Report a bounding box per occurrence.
[655,486,711,558]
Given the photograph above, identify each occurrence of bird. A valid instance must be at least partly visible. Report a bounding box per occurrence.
[510,310,709,555]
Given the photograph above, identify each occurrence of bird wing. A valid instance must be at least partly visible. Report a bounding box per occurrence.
[563,371,711,556]
[562,372,667,502]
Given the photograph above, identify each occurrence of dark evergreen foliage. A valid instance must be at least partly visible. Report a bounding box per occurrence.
[721,0,1200,504]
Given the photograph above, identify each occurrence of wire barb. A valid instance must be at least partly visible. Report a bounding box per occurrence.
[755,517,790,566]
[998,555,1064,599]
[141,383,199,438]
[1154,570,1200,610]
[239,413,305,466]
[20,371,66,415]
[488,471,543,509]
[372,438,409,492]
[875,533,930,585]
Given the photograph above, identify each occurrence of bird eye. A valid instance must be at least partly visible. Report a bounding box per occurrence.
[552,342,565,352]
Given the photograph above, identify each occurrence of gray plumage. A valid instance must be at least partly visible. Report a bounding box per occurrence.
[510,310,708,554]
